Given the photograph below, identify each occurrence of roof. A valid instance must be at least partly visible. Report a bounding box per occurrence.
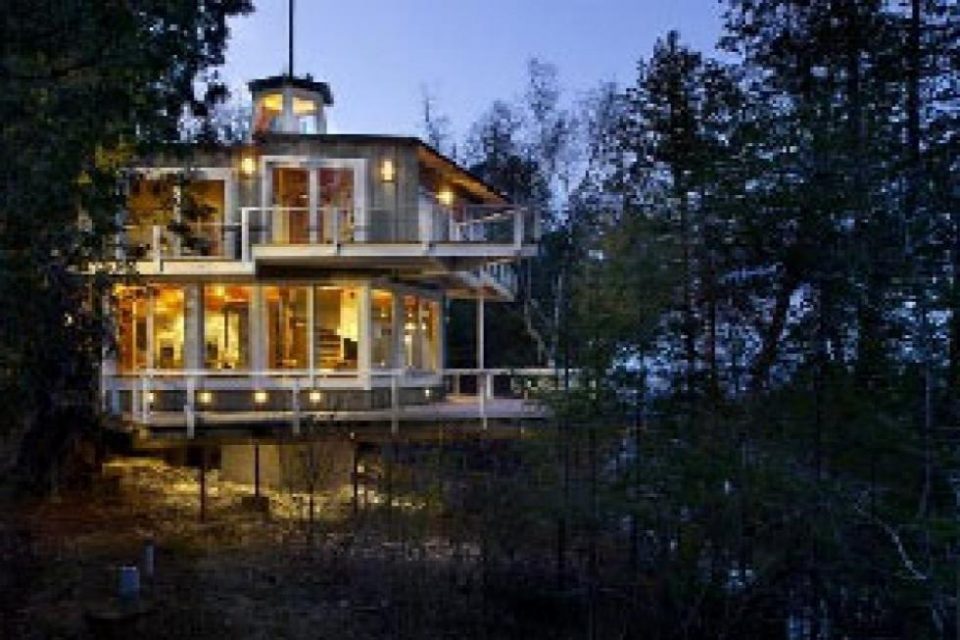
[248,75,334,105]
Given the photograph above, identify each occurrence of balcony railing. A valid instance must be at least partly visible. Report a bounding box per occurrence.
[118,204,539,263]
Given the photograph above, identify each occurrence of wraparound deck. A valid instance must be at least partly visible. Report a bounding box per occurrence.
[105,368,556,440]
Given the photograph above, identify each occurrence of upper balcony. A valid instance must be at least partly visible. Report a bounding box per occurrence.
[116,203,538,297]
[116,136,539,298]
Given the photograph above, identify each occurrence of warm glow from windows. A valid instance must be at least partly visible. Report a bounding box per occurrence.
[292,96,317,115]
[264,286,309,370]
[152,286,185,370]
[371,290,395,369]
[204,285,251,370]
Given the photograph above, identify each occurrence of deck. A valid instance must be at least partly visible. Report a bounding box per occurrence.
[124,394,551,443]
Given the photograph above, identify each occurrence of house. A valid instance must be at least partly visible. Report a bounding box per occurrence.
[99,72,545,485]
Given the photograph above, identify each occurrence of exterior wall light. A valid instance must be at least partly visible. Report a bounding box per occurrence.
[240,156,257,178]
[197,391,213,405]
[438,188,454,207]
[424,388,432,399]
[309,390,323,404]
[380,158,396,183]
[253,390,268,405]
[147,391,156,404]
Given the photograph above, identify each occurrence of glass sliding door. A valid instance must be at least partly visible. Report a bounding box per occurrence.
[126,177,176,256]
[271,167,310,244]
[181,179,226,256]
[422,299,441,371]
[402,295,421,370]
[314,286,360,370]
[203,285,251,370]
[152,285,185,370]
[264,286,310,369]
[115,285,148,373]
[318,168,354,243]
[371,290,394,369]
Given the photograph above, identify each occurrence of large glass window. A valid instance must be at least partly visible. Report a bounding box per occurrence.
[204,285,251,370]
[371,290,394,369]
[422,299,441,371]
[181,179,226,256]
[402,295,421,370]
[115,286,148,373]
[293,96,318,134]
[264,286,310,369]
[272,167,309,244]
[126,177,176,254]
[319,168,354,242]
[253,92,283,134]
[315,286,360,370]
[152,286,185,369]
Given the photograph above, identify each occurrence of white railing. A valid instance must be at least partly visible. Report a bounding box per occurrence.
[118,205,539,263]
[103,367,555,436]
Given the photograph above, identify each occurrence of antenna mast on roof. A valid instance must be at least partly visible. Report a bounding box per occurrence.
[287,0,295,77]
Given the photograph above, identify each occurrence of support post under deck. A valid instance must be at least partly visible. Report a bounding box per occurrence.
[478,289,487,430]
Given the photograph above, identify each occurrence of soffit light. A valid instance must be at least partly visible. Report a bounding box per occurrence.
[438,188,454,207]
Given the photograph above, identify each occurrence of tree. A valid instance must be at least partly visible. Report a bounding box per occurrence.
[0,0,253,491]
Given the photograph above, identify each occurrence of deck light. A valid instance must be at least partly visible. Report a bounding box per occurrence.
[197,391,213,405]
[380,158,396,183]
[438,188,454,207]
[253,390,268,405]
[240,156,257,178]
[309,390,323,404]
[147,392,156,404]
[425,388,432,399]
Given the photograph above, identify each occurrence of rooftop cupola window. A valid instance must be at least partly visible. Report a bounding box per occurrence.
[248,75,334,136]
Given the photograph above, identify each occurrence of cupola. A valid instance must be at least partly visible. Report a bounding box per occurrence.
[248,75,333,135]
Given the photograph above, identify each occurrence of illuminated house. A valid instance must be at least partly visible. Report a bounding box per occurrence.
[100,72,541,443]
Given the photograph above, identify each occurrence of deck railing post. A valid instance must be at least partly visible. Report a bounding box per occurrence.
[514,208,524,250]
[292,378,301,436]
[241,208,251,263]
[152,225,162,270]
[141,375,151,425]
[185,375,196,438]
[390,373,399,436]
[332,207,340,251]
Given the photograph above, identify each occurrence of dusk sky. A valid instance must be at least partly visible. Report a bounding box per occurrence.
[221,0,725,139]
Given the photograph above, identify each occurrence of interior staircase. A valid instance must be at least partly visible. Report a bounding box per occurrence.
[316,327,342,369]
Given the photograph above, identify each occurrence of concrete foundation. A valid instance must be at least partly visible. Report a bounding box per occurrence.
[221,440,355,491]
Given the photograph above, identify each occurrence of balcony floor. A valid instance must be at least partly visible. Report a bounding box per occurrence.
[124,395,550,443]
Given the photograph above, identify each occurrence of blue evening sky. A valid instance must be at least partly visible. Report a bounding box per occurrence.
[221,1,725,138]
